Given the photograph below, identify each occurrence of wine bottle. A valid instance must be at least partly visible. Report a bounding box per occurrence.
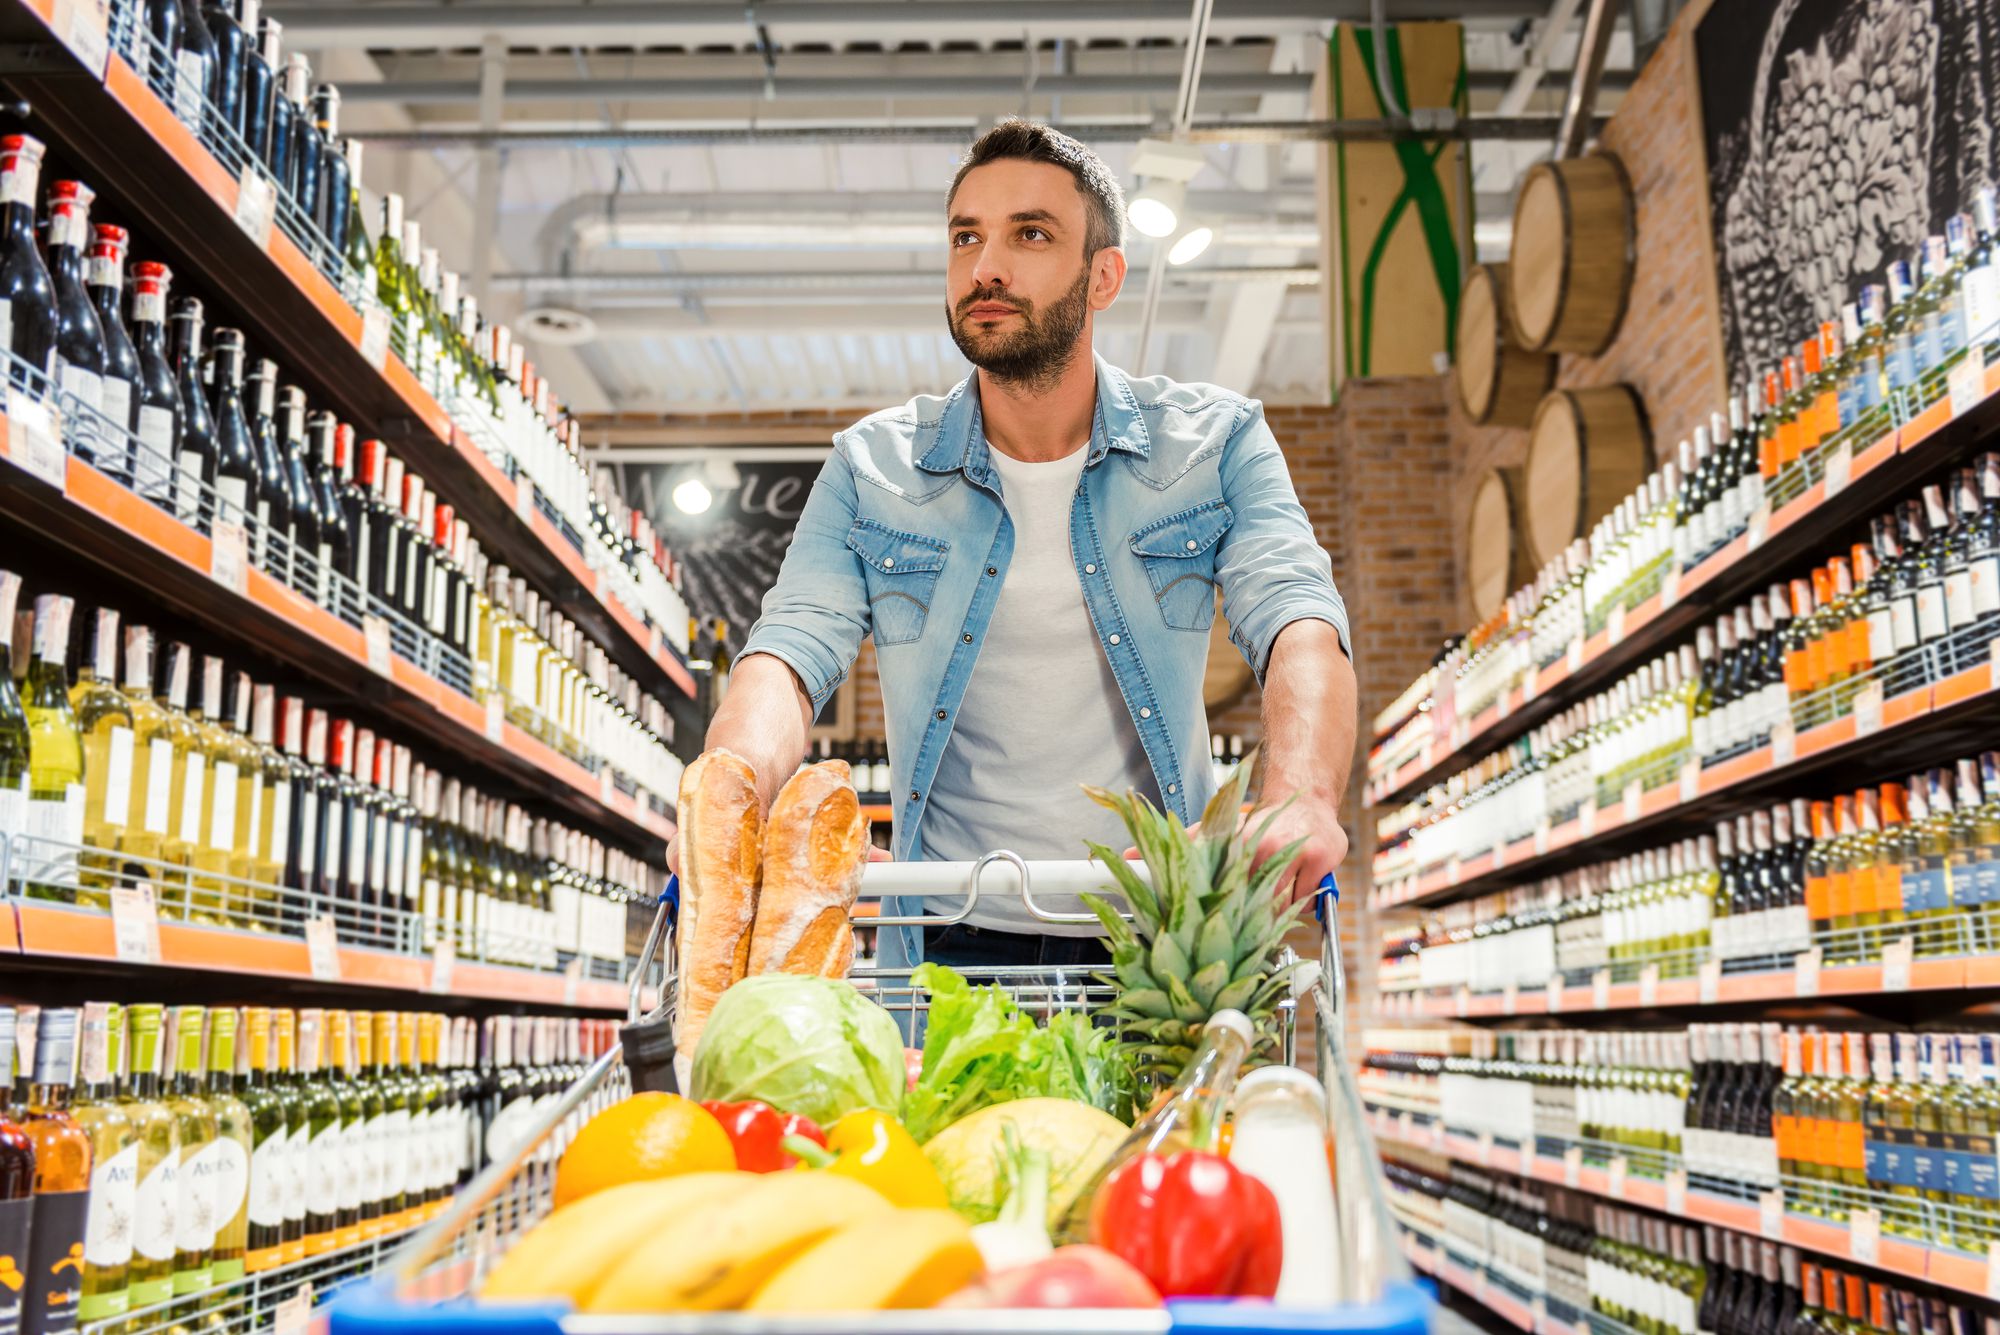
[126,261,180,509]
[84,223,141,482]
[116,1003,178,1311]
[237,4,274,160]
[74,1002,136,1324]
[258,16,290,185]
[0,136,56,387]
[199,0,250,139]
[309,416,352,603]
[169,298,216,531]
[243,356,290,577]
[23,595,83,903]
[202,1008,251,1288]
[162,1005,216,1295]
[277,386,323,601]
[339,139,373,300]
[279,53,319,215]
[137,0,180,89]
[298,1010,340,1256]
[44,180,108,459]
[310,85,348,251]
[21,1008,91,1335]
[70,607,133,906]
[169,0,216,127]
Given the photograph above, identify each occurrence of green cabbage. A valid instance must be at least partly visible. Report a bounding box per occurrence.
[687,974,907,1126]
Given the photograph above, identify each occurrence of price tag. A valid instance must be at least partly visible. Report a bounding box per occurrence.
[1567,637,1585,672]
[1531,1298,1548,1335]
[5,387,65,491]
[1823,440,1853,496]
[594,569,609,604]
[1951,353,1987,419]
[1562,1146,1582,1188]
[1666,1169,1688,1216]
[1607,603,1627,646]
[233,170,276,249]
[1985,1241,2000,1301]
[1455,985,1472,1018]
[1546,975,1564,1013]
[358,306,391,371]
[1429,1118,1446,1151]
[1699,958,1722,1004]
[1747,502,1771,550]
[305,915,341,981]
[109,884,162,965]
[1639,964,1660,1008]
[1521,669,1538,703]
[1661,564,1681,610]
[1760,1188,1786,1239]
[1848,1206,1880,1264]
[514,477,538,525]
[1991,637,2000,692]
[1607,1155,1628,1197]
[1475,1129,1494,1165]
[430,938,456,994]
[1680,763,1702,802]
[1580,804,1597,838]
[1881,935,1914,991]
[598,765,616,807]
[1534,818,1551,857]
[1854,680,1884,737]
[1623,779,1643,823]
[209,519,247,594]
[363,615,393,677]
[484,693,504,743]
[563,957,583,1007]
[1771,717,1796,767]
[1492,840,1506,870]
[1502,982,1519,1015]
[1795,946,1822,997]
[273,1283,314,1335]
[1592,969,1611,1010]
[52,0,111,79]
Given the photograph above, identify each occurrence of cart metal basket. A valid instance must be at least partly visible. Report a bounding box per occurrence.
[330,857,1431,1335]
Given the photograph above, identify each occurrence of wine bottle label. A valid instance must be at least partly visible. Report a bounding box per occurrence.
[1866,608,1898,665]
[47,206,87,252]
[32,595,71,664]
[403,828,423,907]
[205,761,237,852]
[244,775,264,862]
[133,1151,177,1267]
[346,800,366,886]
[1915,583,1950,642]
[335,1116,361,1214]
[83,1141,139,1272]
[319,800,340,892]
[27,784,85,882]
[102,724,133,829]
[383,1107,410,1200]
[1972,555,2000,618]
[1966,264,2000,346]
[57,360,99,415]
[207,1135,249,1249]
[308,1124,340,1216]
[0,776,24,849]
[173,52,206,125]
[175,453,203,525]
[1946,568,1978,629]
[175,753,205,848]
[269,779,290,869]
[362,1112,386,1207]
[174,1138,219,1256]
[24,1189,86,1335]
[369,810,388,892]
[100,375,131,436]
[133,289,165,324]
[1890,594,1920,653]
[284,1121,307,1228]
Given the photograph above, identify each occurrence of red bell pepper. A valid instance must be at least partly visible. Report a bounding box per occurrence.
[698,1100,827,1173]
[1088,1150,1282,1299]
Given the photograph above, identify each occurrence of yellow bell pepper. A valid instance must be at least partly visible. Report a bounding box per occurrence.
[780,1110,951,1209]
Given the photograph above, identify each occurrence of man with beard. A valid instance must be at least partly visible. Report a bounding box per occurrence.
[675,120,1354,969]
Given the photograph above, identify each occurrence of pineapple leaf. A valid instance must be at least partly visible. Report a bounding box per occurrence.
[1193,911,1236,971]
[1187,959,1230,1010]
[1149,924,1192,986]
[1198,765,1248,834]
[1079,892,1139,955]
[1113,988,1175,1021]
[1083,843,1161,932]
[1211,974,1262,1012]
[1165,973,1205,1023]
[1242,833,1310,907]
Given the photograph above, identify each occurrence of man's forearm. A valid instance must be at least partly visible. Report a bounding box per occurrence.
[705,652,817,811]
[1258,619,1355,807]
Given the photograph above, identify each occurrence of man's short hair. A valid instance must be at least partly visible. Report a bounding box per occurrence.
[948,119,1127,258]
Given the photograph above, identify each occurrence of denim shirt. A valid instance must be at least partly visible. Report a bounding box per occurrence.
[741,356,1349,930]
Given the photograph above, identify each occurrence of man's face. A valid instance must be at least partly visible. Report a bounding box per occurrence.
[945,158,1124,390]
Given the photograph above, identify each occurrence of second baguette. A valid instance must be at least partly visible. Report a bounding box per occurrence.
[674,747,764,1058]
[747,760,869,978]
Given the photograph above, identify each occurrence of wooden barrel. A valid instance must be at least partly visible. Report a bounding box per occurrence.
[1522,385,1651,568]
[1455,263,1556,427]
[1508,152,1635,356]
[1465,467,1532,620]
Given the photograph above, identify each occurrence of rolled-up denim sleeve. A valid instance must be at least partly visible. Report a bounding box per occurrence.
[1214,401,1350,679]
[739,444,871,715]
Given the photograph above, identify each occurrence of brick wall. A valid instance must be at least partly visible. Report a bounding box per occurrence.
[1447,6,1730,626]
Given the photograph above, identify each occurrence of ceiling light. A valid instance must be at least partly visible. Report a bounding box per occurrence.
[520,305,598,346]
[672,477,714,515]
[1168,226,1214,265]
[1129,179,1186,239]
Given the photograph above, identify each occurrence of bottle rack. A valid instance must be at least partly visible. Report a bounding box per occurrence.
[0,0,695,706]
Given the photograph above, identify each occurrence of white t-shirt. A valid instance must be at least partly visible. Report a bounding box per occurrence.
[920,441,1158,934]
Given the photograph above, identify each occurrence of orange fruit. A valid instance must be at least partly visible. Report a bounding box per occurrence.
[553,1093,736,1206]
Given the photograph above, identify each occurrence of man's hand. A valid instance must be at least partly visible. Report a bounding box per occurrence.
[1237,793,1347,904]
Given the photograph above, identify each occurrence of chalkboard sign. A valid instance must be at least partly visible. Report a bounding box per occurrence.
[1696,0,1993,388]
[636,457,823,658]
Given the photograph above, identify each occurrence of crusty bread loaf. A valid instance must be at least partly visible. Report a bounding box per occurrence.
[747,760,869,979]
[674,748,764,1057]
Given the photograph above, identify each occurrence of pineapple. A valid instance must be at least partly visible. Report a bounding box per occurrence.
[1079,767,1308,1084]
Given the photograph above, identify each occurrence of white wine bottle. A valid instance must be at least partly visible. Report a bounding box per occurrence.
[23,594,84,901]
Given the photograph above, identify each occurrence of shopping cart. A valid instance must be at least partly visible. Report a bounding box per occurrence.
[330,855,1432,1335]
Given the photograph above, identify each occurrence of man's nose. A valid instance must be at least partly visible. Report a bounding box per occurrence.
[970,239,1009,288]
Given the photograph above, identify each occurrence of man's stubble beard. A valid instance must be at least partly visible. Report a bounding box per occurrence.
[947,264,1092,395]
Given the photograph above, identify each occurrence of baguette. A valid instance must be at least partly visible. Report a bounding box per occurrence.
[747,760,870,979]
[673,748,764,1057]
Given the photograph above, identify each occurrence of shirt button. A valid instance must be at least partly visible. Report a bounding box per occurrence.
[936,709,947,720]
[1167,783,1177,794]
[1084,563,1097,574]
[1109,634,1121,645]
[909,791,919,802]
[883,557,895,568]
[1140,707,1152,719]
[962,633,972,643]
[1185,539,1198,550]
[986,566,997,576]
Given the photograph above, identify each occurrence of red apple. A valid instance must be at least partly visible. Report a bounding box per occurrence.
[942,1246,1163,1310]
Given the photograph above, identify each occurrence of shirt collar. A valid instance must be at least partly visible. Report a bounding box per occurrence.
[915,353,1153,479]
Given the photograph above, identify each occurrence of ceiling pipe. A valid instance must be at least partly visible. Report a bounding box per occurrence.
[493,265,1319,292]
[1554,0,1616,158]
[338,70,1308,106]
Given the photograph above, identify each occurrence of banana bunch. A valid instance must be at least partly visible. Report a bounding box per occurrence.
[481,1172,983,1313]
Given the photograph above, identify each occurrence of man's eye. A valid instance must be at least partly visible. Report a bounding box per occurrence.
[952,231,978,246]
[1021,227,1048,242]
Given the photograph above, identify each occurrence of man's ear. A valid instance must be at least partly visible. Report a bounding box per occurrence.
[1090,245,1128,310]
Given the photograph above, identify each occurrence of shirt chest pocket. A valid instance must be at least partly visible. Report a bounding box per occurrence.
[1129,501,1233,632]
[847,520,951,646]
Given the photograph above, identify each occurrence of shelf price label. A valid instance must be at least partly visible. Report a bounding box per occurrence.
[484,693,504,743]
[1455,985,1471,1018]
[430,938,456,994]
[52,0,111,79]
[1622,779,1643,824]
[1853,680,1884,737]
[110,884,162,965]
[1848,1206,1880,1265]
[362,615,393,677]
[1607,602,1626,646]
[210,519,248,596]
[1881,935,1914,991]
[1823,440,1853,496]
[1579,804,1597,838]
[1566,637,1585,673]
[1759,1188,1786,1240]
[1771,717,1796,767]
[1501,981,1518,1015]
[233,170,276,250]
[514,477,538,525]
[273,1283,315,1335]
[305,916,341,982]
[1698,958,1722,1004]
[1474,1130,1494,1166]
[1592,969,1611,1010]
[563,957,583,1007]
[6,389,65,492]
[1986,1241,2000,1302]
[1534,818,1552,857]
[358,307,392,372]
[1545,974,1564,1013]
[1661,564,1681,610]
[1638,963,1660,1008]
[1562,1146,1582,1188]
[1951,353,1987,420]
[1747,503,1772,551]
[1795,945,1822,997]
[1606,1155,1627,1198]
[1666,1169,1688,1216]
[1680,763,1702,803]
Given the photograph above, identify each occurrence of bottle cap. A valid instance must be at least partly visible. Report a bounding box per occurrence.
[1204,1010,1254,1045]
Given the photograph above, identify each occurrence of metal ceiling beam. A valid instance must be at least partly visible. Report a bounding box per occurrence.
[271,0,1552,49]
[494,265,1318,293]
[339,70,1309,105]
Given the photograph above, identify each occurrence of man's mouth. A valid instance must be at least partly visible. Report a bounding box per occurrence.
[966,302,1022,319]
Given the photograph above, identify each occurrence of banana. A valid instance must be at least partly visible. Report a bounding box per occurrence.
[584,1172,893,1313]
[480,1173,747,1305]
[747,1208,984,1312]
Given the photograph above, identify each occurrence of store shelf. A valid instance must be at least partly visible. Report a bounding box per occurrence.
[1399,1228,1612,1335]
[4,898,633,1010]
[0,430,675,849]
[0,1,693,702]
[1371,1110,1996,1300]
[1367,354,2000,810]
